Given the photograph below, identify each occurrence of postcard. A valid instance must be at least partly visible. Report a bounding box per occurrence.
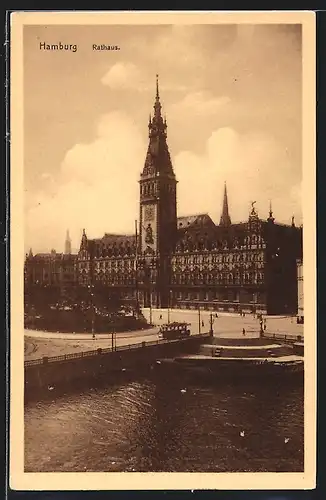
[10,10,316,491]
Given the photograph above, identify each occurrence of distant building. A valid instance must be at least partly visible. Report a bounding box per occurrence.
[297,259,304,320]
[24,248,77,289]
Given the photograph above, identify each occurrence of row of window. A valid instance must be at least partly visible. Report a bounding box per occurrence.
[172,252,265,265]
[140,182,174,196]
[79,276,136,286]
[172,262,264,271]
[173,291,265,302]
[171,272,264,285]
[94,260,135,270]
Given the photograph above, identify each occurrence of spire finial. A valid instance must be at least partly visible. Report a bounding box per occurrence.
[153,74,162,119]
[291,215,295,227]
[267,200,275,223]
[156,73,159,99]
[219,182,231,227]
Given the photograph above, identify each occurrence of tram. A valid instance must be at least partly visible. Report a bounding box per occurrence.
[158,322,191,340]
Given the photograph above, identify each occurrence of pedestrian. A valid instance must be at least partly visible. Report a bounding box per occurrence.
[159,314,162,320]
[242,328,246,336]
[264,323,266,331]
[202,320,204,327]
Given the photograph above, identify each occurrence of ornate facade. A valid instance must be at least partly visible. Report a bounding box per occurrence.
[25,77,303,315]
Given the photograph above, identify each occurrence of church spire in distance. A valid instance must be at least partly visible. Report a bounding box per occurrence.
[219,182,232,227]
[65,229,72,254]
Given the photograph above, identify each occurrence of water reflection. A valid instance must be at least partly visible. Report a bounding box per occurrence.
[25,376,304,472]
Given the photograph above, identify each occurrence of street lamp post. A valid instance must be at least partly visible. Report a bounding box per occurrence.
[209,312,214,336]
[91,292,95,339]
[167,289,172,323]
[149,269,153,325]
[134,220,140,318]
[87,284,95,339]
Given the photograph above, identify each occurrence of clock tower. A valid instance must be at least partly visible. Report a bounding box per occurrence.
[139,75,177,308]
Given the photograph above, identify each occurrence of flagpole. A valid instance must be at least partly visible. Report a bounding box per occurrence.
[135,220,139,316]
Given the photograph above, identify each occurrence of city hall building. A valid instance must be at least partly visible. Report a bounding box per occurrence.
[25,78,303,315]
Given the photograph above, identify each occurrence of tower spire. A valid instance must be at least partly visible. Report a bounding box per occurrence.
[156,73,159,99]
[142,75,174,178]
[219,182,231,227]
[267,200,275,223]
[65,229,72,254]
[153,73,162,120]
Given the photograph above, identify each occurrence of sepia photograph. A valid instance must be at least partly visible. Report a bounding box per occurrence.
[10,11,316,490]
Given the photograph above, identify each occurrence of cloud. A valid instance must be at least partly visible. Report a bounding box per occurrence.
[25,118,302,254]
[101,62,147,90]
[101,62,189,94]
[24,24,303,254]
[25,112,147,253]
[175,127,302,225]
[169,91,231,117]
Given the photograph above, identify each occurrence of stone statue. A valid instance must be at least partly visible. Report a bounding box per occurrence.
[145,223,154,245]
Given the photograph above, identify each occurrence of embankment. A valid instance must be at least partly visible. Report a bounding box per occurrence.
[25,334,210,401]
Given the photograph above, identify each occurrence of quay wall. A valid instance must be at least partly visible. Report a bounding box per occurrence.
[25,334,210,395]
[200,344,293,358]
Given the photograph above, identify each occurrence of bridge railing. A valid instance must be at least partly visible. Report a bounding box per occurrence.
[261,332,303,344]
[24,333,209,368]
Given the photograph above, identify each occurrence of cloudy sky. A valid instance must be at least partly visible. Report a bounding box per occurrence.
[24,23,302,253]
